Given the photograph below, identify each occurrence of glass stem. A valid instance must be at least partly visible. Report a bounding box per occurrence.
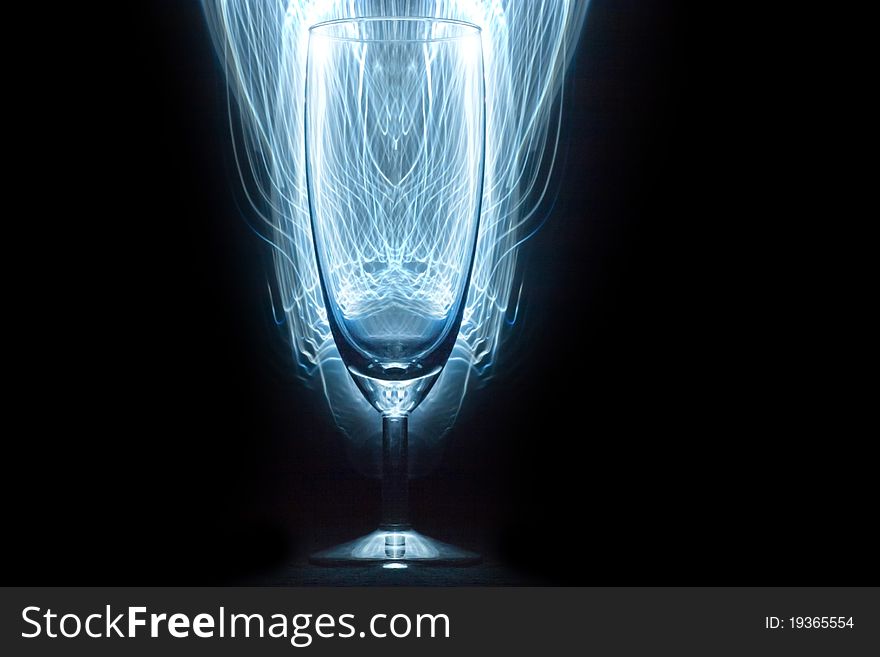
[380,414,409,530]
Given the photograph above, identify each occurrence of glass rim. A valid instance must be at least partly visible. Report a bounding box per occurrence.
[308,16,482,43]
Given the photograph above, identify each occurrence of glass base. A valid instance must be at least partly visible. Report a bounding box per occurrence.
[309,528,481,566]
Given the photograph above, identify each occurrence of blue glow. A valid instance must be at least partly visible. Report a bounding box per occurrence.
[310,528,478,563]
[201,1,588,438]
[306,18,484,416]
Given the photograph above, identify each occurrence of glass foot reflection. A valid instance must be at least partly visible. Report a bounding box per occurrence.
[309,529,481,566]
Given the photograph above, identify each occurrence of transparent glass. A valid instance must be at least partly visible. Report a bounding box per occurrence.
[305,17,484,565]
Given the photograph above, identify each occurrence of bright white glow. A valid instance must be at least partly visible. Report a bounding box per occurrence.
[306,18,484,394]
[383,562,408,569]
[201,1,588,438]
[352,529,440,559]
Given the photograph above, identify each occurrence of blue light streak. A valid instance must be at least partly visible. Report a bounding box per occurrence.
[201,1,588,441]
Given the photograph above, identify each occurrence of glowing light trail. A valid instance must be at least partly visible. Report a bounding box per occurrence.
[201,1,588,440]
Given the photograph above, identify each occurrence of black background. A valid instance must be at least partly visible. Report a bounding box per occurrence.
[6,1,872,585]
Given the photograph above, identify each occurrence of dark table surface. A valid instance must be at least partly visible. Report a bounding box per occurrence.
[245,559,544,587]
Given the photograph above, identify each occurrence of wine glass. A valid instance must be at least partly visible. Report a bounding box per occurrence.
[305,17,484,565]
